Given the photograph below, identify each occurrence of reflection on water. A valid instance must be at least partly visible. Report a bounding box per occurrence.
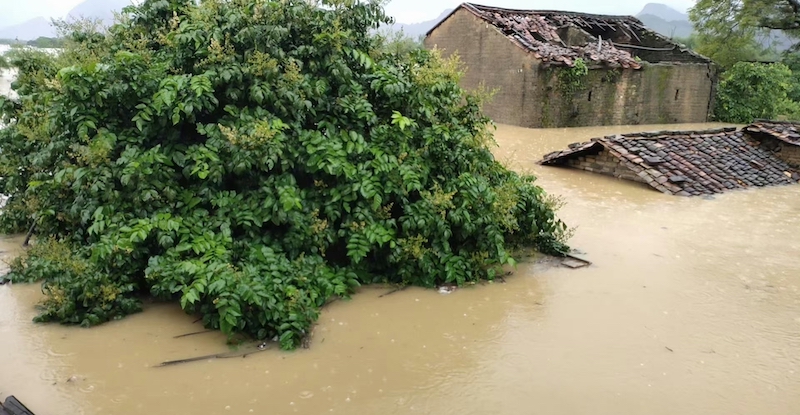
[2,123,799,415]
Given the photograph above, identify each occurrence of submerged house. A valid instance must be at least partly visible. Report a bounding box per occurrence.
[744,120,800,167]
[539,123,800,196]
[423,3,716,128]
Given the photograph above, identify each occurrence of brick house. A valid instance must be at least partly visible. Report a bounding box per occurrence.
[423,3,716,128]
[539,124,800,196]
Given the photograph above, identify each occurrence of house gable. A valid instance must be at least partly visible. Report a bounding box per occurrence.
[424,7,544,127]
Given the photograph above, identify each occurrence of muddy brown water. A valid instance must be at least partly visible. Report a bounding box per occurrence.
[2,123,800,415]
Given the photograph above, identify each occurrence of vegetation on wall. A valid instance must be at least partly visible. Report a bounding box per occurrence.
[549,58,589,124]
[601,68,622,84]
[557,58,589,97]
[0,0,570,349]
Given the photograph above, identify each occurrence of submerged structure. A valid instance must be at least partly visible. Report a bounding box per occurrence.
[424,3,716,128]
[744,120,800,167]
[539,123,800,196]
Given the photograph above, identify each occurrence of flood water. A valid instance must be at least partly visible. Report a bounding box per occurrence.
[2,123,800,415]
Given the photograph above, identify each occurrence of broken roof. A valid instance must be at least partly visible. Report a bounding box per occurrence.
[540,127,800,196]
[744,120,800,146]
[427,3,709,69]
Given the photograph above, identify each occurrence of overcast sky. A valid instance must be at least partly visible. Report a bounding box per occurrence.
[0,0,696,27]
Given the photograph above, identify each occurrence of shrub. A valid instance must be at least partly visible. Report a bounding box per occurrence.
[714,62,795,123]
[0,0,569,349]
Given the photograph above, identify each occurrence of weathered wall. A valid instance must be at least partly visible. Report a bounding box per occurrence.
[424,11,716,128]
[775,142,800,167]
[565,149,644,182]
[536,67,638,127]
[535,63,715,127]
[752,136,800,168]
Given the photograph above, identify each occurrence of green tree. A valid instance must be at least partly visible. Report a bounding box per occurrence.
[689,0,798,68]
[26,37,66,49]
[0,0,569,349]
[714,62,795,122]
[376,29,423,56]
[781,50,800,101]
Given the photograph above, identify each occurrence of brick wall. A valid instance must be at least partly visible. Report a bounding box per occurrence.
[753,137,800,167]
[424,10,716,128]
[564,149,644,182]
[532,62,714,127]
[776,142,800,167]
[635,63,716,125]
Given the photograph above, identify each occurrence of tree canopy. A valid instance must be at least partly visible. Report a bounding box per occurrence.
[714,62,796,122]
[0,0,569,349]
[689,0,800,67]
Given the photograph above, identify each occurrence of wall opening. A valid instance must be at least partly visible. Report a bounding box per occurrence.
[588,90,593,101]
[675,89,680,101]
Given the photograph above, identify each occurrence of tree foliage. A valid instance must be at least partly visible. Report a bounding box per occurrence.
[714,62,796,122]
[688,0,800,67]
[0,0,569,349]
[26,37,66,49]
[375,29,423,56]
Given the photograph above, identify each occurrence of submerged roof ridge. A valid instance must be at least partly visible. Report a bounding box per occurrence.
[539,125,800,196]
[745,120,800,146]
[618,127,738,138]
[750,119,800,125]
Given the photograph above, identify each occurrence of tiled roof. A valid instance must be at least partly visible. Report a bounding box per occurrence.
[744,120,800,146]
[460,3,643,68]
[540,127,800,196]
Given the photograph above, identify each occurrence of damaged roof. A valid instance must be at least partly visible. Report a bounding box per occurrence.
[427,3,709,69]
[540,127,800,196]
[744,120,800,146]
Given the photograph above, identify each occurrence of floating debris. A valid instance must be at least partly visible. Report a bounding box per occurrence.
[438,285,457,295]
[561,254,592,269]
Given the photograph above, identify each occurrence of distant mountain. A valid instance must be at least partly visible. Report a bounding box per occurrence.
[0,17,56,41]
[388,9,453,39]
[0,0,131,41]
[637,3,687,23]
[68,0,132,26]
[635,3,692,39]
[636,14,693,39]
